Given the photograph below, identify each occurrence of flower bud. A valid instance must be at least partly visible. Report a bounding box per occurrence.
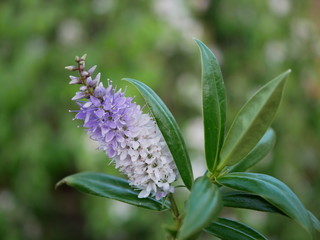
[80,54,87,61]
[88,65,97,75]
[65,65,78,71]
[69,76,81,85]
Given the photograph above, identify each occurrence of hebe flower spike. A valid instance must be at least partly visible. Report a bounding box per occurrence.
[66,55,178,200]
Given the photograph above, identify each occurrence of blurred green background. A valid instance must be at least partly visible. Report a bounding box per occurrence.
[1,0,319,239]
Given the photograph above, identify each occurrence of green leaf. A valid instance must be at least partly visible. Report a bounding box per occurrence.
[222,190,285,215]
[217,172,315,238]
[123,78,194,189]
[228,128,276,173]
[218,70,290,170]
[56,172,170,211]
[194,39,226,172]
[222,191,320,233]
[205,217,268,240]
[178,176,222,240]
[309,211,320,232]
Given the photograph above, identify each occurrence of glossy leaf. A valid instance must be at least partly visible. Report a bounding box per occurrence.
[178,176,222,240]
[222,190,285,215]
[123,78,193,189]
[218,70,290,170]
[56,172,170,211]
[222,191,320,232]
[194,39,226,171]
[228,128,276,173]
[309,211,320,232]
[217,172,315,238]
[205,217,268,240]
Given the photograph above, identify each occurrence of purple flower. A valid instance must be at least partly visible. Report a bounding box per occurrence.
[66,55,178,200]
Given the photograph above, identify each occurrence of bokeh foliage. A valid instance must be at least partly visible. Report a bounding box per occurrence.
[0,0,319,239]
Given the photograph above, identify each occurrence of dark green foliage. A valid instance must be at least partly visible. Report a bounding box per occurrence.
[218,70,290,170]
[57,172,171,211]
[194,39,226,172]
[178,176,222,239]
[217,173,315,238]
[205,218,268,240]
[228,128,276,173]
[222,191,285,215]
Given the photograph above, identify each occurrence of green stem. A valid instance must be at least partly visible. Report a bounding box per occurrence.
[169,193,180,220]
[167,193,182,240]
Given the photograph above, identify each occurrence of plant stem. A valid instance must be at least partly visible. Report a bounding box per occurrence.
[169,193,180,220]
[166,193,182,240]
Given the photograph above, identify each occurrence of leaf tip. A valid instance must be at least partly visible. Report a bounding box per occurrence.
[192,37,200,42]
[283,69,292,77]
[287,69,292,73]
[121,77,132,82]
[55,178,67,190]
[193,38,203,46]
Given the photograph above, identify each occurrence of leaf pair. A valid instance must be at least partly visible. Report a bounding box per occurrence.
[217,172,317,239]
[222,189,320,232]
[195,39,290,173]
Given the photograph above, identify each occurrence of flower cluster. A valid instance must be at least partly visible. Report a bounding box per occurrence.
[65,55,178,199]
